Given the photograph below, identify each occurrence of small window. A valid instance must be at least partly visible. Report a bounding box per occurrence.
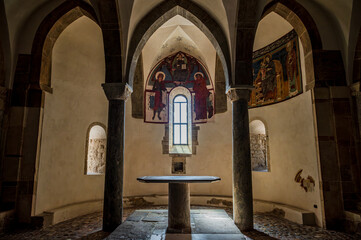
[85,123,106,175]
[169,87,192,155]
[173,95,188,145]
[250,120,269,172]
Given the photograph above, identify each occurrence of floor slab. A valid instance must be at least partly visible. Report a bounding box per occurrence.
[106,209,245,240]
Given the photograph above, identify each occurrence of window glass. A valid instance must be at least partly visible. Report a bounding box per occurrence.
[173,95,188,145]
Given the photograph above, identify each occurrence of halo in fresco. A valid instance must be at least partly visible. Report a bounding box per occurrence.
[144,51,215,124]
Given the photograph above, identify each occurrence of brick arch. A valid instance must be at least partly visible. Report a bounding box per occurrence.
[30,0,98,91]
[261,0,323,90]
[353,28,361,83]
[126,0,231,89]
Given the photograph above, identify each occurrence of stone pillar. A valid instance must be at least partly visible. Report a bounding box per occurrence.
[102,83,132,232]
[351,83,361,137]
[227,88,253,231]
[167,183,191,233]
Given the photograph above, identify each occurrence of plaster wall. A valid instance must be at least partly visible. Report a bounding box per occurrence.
[253,12,293,51]
[249,91,322,226]
[250,11,322,226]
[123,87,322,226]
[123,100,233,198]
[35,17,107,215]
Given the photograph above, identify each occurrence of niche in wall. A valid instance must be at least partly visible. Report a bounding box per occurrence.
[250,120,269,171]
[85,123,106,175]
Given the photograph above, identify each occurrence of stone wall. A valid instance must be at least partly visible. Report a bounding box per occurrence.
[87,138,106,174]
[250,133,267,171]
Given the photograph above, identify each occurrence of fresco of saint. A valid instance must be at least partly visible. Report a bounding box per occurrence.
[193,72,209,120]
[260,54,277,101]
[151,72,167,120]
[286,41,299,94]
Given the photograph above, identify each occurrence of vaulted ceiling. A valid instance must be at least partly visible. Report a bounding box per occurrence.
[1,0,360,86]
[142,15,216,82]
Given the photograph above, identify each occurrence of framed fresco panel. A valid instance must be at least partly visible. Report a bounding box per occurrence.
[144,51,215,124]
[192,89,215,124]
[144,89,169,123]
[249,30,303,107]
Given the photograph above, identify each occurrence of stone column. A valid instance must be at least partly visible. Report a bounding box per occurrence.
[167,183,191,233]
[351,83,361,137]
[102,83,132,232]
[227,88,253,231]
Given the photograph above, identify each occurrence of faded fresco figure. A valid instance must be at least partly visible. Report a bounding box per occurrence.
[261,54,277,101]
[172,53,188,83]
[193,72,209,120]
[151,72,167,120]
[286,41,299,95]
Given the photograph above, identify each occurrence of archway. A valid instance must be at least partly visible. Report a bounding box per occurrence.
[7,0,101,224]
[259,0,356,230]
[262,0,322,90]
[30,1,98,91]
[126,0,231,89]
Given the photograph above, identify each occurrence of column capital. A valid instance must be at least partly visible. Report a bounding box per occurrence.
[226,86,252,102]
[350,82,361,97]
[102,83,133,101]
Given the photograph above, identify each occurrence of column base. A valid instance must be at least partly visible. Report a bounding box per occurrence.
[166,226,192,234]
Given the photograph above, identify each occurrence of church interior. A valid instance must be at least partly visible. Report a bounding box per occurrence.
[1,0,361,239]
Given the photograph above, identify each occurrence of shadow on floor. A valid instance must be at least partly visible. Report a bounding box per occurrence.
[241,230,277,240]
[78,230,110,240]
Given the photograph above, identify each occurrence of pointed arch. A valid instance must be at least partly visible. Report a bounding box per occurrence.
[263,0,322,51]
[261,0,323,90]
[30,0,98,91]
[7,0,100,223]
[126,0,231,89]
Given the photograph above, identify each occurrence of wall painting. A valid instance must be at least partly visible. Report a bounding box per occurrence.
[250,30,303,107]
[144,51,214,124]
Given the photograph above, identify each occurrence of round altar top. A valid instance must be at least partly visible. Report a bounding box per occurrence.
[137,176,221,183]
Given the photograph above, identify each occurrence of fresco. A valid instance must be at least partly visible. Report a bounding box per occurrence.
[249,30,303,107]
[144,51,214,124]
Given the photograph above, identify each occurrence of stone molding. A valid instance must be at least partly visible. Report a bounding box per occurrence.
[352,92,361,97]
[351,82,361,96]
[102,83,132,101]
[226,87,252,102]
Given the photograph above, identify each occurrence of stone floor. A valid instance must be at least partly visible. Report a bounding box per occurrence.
[0,206,360,240]
[106,209,245,240]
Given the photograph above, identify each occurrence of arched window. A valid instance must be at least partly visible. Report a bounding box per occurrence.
[169,87,192,154]
[249,120,269,172]
[85,123,106,175]
[173,95,188,145]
